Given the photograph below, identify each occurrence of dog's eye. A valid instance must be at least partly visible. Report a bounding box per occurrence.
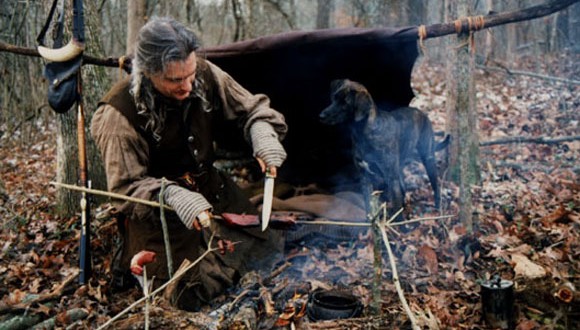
[346,90,358,103]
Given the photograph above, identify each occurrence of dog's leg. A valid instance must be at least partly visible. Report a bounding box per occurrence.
[422,154,440,209]
[379,149,404,221]
[418,130,441,209]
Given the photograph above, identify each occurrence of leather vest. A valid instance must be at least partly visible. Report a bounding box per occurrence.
[99,58,220,181]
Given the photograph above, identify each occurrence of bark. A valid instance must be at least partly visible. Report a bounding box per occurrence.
[231,0,247,41]
[408,0,426,26]
[445,0,480,233]
[419,0,580,39]
[126,0,146,55]
[516,277,580,324]
[266,0,296,30]
[316,0,334,29]
[30,308,89,330]
[56,110,80,217]
[0,313,42,330]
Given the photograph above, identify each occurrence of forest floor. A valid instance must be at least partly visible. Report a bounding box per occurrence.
[0,52,579,330]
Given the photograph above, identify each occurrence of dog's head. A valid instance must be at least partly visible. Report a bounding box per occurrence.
[319,79,375,126]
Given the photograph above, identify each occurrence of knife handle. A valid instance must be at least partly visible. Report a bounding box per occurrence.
[197,211,211,228]
[265,170,275,178]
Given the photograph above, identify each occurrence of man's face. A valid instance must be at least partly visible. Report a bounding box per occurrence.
[148,52,197,101]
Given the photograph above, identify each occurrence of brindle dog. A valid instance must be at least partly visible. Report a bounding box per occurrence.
[319,79,448,217]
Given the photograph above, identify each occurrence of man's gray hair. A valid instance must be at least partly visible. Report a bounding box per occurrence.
[130,17,201,140]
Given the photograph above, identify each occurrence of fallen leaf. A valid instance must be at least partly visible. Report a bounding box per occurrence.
[418,244,439,275]
[511,253,547,279]
[540,204,570,225]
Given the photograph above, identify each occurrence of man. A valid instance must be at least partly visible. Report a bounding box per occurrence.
[91,17,288,311]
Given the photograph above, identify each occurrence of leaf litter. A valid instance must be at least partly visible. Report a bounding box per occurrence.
[0,52,578,329]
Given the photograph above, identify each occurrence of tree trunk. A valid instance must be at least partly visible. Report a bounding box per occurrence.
[408,0,426,26]
[127,0,146,55]
[56,111,80,216]
[445,0,480,232]
[231,0,248,41]
[571,3,580,52]
[55,0,111,217]
[316,0,334,29]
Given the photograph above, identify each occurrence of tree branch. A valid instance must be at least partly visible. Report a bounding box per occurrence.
[0,41,131,71]
[419,0,580,39]
[477,64,580,85]
[481,135,580,146]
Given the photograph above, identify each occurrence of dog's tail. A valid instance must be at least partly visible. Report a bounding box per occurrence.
[435,134,451,152]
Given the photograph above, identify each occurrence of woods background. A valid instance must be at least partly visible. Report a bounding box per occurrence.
[0,1,579,328]
[0,0,578,215]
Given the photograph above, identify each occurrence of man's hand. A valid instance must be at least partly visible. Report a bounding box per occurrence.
[217,239,235,255]
[256,157,278,177]
[250,121,286,173]
[163,185,213,230]
[194,210,212,230]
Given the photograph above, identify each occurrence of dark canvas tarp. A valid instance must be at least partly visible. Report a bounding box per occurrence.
[203,27,419,188]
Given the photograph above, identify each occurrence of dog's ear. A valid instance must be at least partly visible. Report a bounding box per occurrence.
[353,91,374,122]
[330,79,345,93]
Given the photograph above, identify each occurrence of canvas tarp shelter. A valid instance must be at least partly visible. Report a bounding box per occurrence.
[203,27,420,188]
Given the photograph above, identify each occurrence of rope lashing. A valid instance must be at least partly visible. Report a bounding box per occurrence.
[418,25,428,55]
[454,15,486,34]
[452,16,486,54]
[118,55,126,80]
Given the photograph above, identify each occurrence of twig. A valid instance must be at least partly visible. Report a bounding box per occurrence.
[486,161,580,173]
[159,178,174,278]
[228,289,251,312]
[268,261,292,281]
[298,220,370,227]
[50,182,455,228]
[389,214,456,227]
[369,194,382,315]
[480,135,580,146]
[143,266,150,330]
[50,181,173,211]
[477,64,580,85]
[96,233,219,330]
[378,218,420,330]
[386,208,404,224]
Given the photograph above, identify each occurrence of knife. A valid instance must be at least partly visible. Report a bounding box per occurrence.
[261,169,275,231]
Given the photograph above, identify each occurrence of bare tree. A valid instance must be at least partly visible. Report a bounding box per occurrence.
[231,0,248,41]
[444,0,480,232]
[316,0,334,29]
[126,0,146,55]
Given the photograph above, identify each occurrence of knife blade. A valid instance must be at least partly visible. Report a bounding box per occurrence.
[261,170,275,231]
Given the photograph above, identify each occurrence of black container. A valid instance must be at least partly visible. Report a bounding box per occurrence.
[307,289,363,321]
[481,276,516,330]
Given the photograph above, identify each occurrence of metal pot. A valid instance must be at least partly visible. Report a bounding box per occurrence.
[307,289,363,321]
[481,275,516,330]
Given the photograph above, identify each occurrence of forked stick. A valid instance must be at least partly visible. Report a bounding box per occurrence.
[376,205,420,330]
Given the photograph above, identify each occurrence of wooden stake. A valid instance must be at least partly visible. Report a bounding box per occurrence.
[96,234,219,330]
